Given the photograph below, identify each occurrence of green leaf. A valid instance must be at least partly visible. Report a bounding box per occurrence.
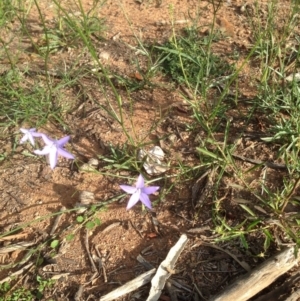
[247,220,261,230]
[50,240,59,249]
[263,233,271,251]
[240,234,248,249]
[77,216,84,223]
[85,221,95,230]
[197,147,221,160]
[66,234,75,241]
[239,204,256,217]
[94,217,101,226]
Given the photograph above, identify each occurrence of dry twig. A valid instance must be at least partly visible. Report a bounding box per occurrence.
[85,229,97,273]
[146,234,189,301]
[209,247,299,301]
[99,269,156,301]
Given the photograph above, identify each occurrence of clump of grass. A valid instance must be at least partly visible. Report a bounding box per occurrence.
[155,27,232,94]
[0,275,55,301]
[0,0,16,26]
[0,69,62,128]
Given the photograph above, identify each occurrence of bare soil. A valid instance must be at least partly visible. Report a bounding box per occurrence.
[0,0,299,300]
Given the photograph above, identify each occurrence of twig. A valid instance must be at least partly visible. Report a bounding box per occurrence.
[99,269,156,301]
[232,154,287,170]
[107,265,125,275]
[146,234,189,301]
[0,241,36,254]
[195,167,217,208]
[50,206,66,236]
[194,283,207,301]
[102,222,121,234]
[129,220,144,238]
[168,278,192,292]
[199,242,251,272]
[0,262,33,283]
[137,254,154,270]
[0,233,28,241]
[85,229,97,273]
[96,246,108,283]
[166,281,178,301]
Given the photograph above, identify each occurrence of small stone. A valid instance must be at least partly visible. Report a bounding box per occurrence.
[99,51,110,60]
[79,191,94,205]
[80,164,95,172]
[168,134,177,145]
[88,158,99,166]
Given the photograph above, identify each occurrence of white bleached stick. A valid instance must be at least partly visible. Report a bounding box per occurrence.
[146,234,189,301]
[209,247,300,301]
[99,268,156,301]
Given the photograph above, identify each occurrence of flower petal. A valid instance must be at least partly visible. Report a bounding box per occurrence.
[20,135,28,144]
[126,191,141,210]
[143,186,160,195]
[28,135,35,146]
[139,192,152,209]
[41,134,54,145]
[57,136,70,147]
[49,148,58,169]
[136,174,145,189]
[20,128,28,134]
[120,185,137,194]
[57,148,75,159]
[34,147,51,155]
[32,132,43,138]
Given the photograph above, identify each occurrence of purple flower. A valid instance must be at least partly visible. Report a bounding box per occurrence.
[120,174,160,210]
[20,128,42,146]
[34,134,75,169]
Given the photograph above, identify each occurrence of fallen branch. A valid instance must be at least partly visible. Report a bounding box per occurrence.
[0,262,33,283]
[99,269,156,301]
[146,234,189,301]
[252,270,300,301]
[286,288,300,301]
[0,241,36,254]
[209,247,299,301]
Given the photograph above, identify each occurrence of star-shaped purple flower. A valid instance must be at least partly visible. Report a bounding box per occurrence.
[34,134,75,169]
[120,174,160,210]
[20,128,42,146]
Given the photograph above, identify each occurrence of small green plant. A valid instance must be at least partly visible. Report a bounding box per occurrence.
[35,276,55,300]
[155,27,231,94]
[99,143,139,172]
[0,70,63,128]
[0,0,15,26]
[0,276,55,301]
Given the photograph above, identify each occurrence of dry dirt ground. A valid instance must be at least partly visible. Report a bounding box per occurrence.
[0,0,299,300]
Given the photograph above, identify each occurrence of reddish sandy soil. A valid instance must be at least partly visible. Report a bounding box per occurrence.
[0,0,299,300]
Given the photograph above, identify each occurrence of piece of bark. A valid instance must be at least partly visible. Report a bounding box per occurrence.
[0,262,33,283]
[0,241,36,254]
[252,270,300,301]
[99,268,156,301]
[146,234,189,301]
[209,247,300,301]
[285,288,300,301]
[137,254,154,270]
